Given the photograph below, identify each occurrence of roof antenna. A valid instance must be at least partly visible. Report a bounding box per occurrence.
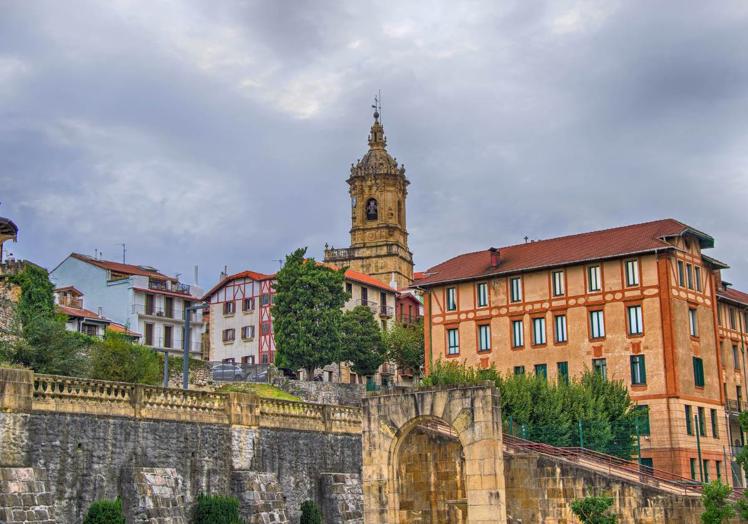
[524,236,529,244]
[274,259,283,269]
[121,243,126,263]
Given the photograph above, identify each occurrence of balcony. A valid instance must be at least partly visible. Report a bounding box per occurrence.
[148,279,191,296]
[145,339,202,354]
[132,305,203,324]
[398,314,422,326]
[379,305,394,318]
[59,296,84,309]
[356,299,378,314]
[726,399,744,415]
[325,247,356,261]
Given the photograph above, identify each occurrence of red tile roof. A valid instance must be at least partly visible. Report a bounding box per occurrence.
[70,253,175,281]
[415,219,713,287]
[202,269,276,300]
[718,287,748,307]
[57,304,108,321]
[108,322,141,337]
[343,268,395,292]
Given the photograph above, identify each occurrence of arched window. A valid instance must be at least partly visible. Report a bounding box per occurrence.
[366,198,378,221]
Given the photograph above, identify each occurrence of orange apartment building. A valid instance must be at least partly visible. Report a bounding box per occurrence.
[415,218,747,484]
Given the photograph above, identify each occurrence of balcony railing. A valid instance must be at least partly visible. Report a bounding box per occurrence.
[398,314,422,326]
[148,279,191,295]
[379,305,394,318]
[132,304,203,323]
[60,296,84,309]
[356,299,378,314]
[324,244,408,261]
[145,339,202,353]
[727,399,744,415]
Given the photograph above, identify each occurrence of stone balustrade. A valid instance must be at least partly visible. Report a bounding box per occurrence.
[0,368,362,434]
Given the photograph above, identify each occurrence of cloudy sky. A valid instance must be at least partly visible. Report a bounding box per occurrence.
[2,1,747,290]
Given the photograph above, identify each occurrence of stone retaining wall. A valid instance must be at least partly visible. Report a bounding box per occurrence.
[0,468,55,523]
[273,378,365,406]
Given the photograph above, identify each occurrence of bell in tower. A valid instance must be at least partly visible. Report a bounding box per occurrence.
[324,99,414,290]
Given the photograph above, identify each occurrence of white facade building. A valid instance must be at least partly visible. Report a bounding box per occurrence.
[204,265,398,383]
[50,253,204,357]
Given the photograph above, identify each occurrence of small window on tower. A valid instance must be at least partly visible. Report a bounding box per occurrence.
[366,198,378,220]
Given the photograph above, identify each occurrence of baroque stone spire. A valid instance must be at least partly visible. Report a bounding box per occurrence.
[350,109,406,179]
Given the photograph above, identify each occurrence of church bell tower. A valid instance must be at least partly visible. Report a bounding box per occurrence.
[324,104,414,289]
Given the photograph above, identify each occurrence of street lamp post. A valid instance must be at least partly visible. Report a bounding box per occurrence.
[183,302,208,390]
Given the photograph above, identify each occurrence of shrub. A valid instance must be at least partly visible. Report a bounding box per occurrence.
[299,500,322,524]
[570,495,617,524]
[82,498,126,524]
[700,481,734,524]
[89,332,160,385]
[192,493,243,524]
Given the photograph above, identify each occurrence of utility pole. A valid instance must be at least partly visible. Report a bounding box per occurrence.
[183,302,209,390]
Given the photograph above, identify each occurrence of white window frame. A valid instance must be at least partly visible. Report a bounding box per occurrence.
[552,270,565,296]
[532,317,546,345]
[477,282,489,308]
[447,328,459,355]
[446,287,457,311]
[631,355,646,385]
[625,259,639,287]
[241,325,255,339]
[512,320,524,348]
[627,305,643,335]
[510,277,522,302]
[588,265,601,292]
[478,324,491,351]
[689,308,698,337]
[590,310,605,339]
[555,314,568,343]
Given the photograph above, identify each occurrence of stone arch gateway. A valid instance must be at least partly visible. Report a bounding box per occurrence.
[361,383,506,523]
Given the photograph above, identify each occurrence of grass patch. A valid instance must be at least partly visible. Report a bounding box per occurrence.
[216,382,300,401]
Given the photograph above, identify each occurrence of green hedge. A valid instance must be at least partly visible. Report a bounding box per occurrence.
[82,498,126,524]
[300,500,322,524]
[192,493,243,524]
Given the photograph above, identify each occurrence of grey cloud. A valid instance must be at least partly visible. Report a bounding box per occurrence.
[1,0,748,289]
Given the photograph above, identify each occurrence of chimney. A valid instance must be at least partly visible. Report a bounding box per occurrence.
[97,307,103,318]
[489,247,500,268]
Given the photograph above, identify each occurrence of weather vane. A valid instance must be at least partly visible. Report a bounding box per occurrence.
[372,90,382,121]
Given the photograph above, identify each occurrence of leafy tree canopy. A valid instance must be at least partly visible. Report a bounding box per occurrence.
[0,264,90,375]
[700,481,734,524]
[340,305,386,377]
[384,320,424,375]
[89,332,161,384]
[423,360,637,458]
[571,495,617,524]
[271,248,347,376]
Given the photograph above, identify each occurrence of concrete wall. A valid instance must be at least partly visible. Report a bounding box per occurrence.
[50,256,132,326]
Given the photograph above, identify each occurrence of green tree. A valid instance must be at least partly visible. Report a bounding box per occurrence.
[8,263,55,332]
[272,248,347,377]
[384,320,424,376]
[423,362,637,458]
[192,494,242,524]
[700,481,734,524]
[82,498,126,524]
[570,495,617,524]
[340,305,387,377]
[299,500,322,524]
[89,332,161,384]
[0,264,90,375]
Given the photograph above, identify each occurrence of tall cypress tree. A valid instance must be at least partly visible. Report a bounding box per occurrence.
[272,248,347,377]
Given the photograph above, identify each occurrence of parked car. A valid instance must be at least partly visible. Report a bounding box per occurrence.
[211,363,245,381]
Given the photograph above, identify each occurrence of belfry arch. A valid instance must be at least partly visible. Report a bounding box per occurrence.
[362,383,507,524]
